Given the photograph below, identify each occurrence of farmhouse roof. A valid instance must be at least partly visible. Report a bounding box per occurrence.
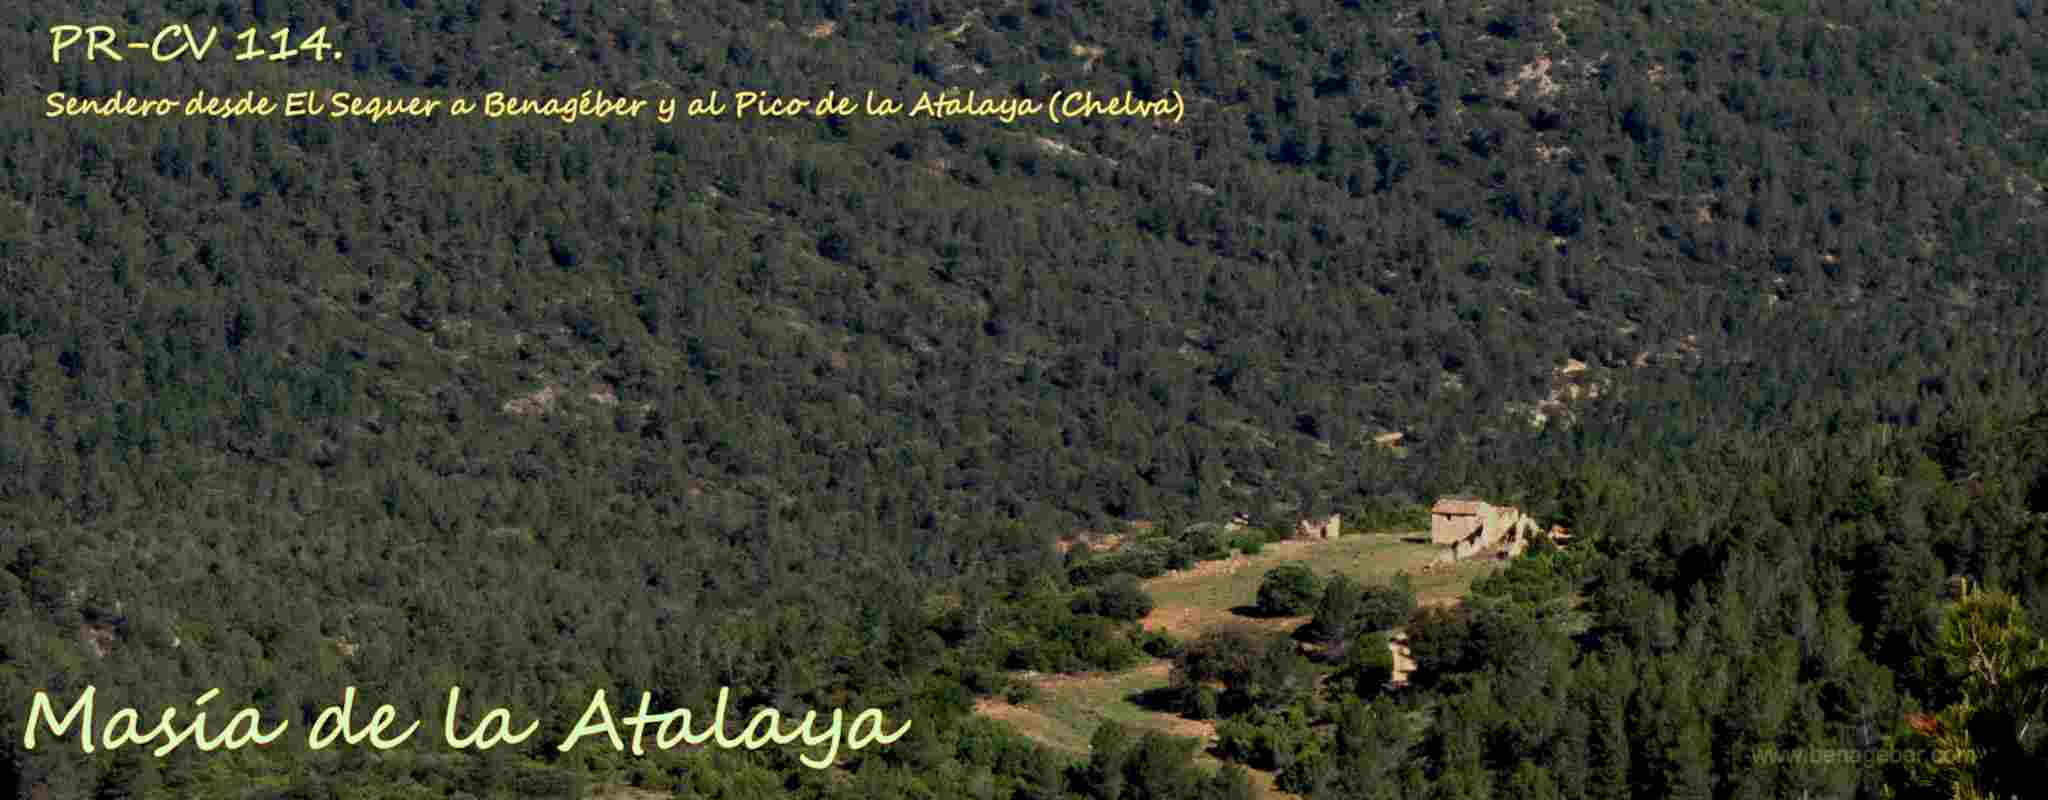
[1431,498,1484,515]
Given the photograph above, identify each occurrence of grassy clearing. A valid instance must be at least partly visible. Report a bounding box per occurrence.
[985,663,1203,754]
[975,663,1278,794]
[974,530,1503,799]
[1141,532,1497,636]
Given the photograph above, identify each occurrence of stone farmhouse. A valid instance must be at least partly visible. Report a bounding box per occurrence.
[1430,498,1545,561]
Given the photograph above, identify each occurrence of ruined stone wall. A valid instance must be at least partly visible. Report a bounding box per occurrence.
[1493,514,1544,559]
[1298,514,1343,539]
[1431,511,1484,545]
[1475,506,1517,551]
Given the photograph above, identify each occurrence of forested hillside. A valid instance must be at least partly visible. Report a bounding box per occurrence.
[2,0,2044,797]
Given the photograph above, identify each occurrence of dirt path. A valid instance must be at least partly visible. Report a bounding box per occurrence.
[1145,539,1322,584]
[1015,660,1172,691]
[1388,631,1416,688]
[1139,605,1308,639]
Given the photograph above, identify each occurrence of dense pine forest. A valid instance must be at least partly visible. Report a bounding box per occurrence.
[3,0,2045,797]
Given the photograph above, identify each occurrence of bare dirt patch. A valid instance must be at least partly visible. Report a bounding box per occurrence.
[1055,532,1123,555]
[1036,137,1083,157]
[1071,43,1106,72]
[503,385,561,415]
[78,624,116,659]
[1141,606,1306,639]
[1504,57,1560,99]
[1149,539,1319,584]
[504,383,617,415]
[973,698,1084,753]
[1157,551,1256,582]
[1152,712,1218,741]
[1020,660,1173,692]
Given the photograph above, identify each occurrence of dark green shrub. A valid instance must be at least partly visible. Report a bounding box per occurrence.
[1306,575,1364,642]
[1256,565,1323,616]
[1275,742,1330,795]
[1191,685,1220,720]
[1355,575,1418,632]
[1332,631,1395,699]
[1215,709,1316,771]
[1138,628,1184,659]
[1089,574,1156,621]
[1180,523,1232,560]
